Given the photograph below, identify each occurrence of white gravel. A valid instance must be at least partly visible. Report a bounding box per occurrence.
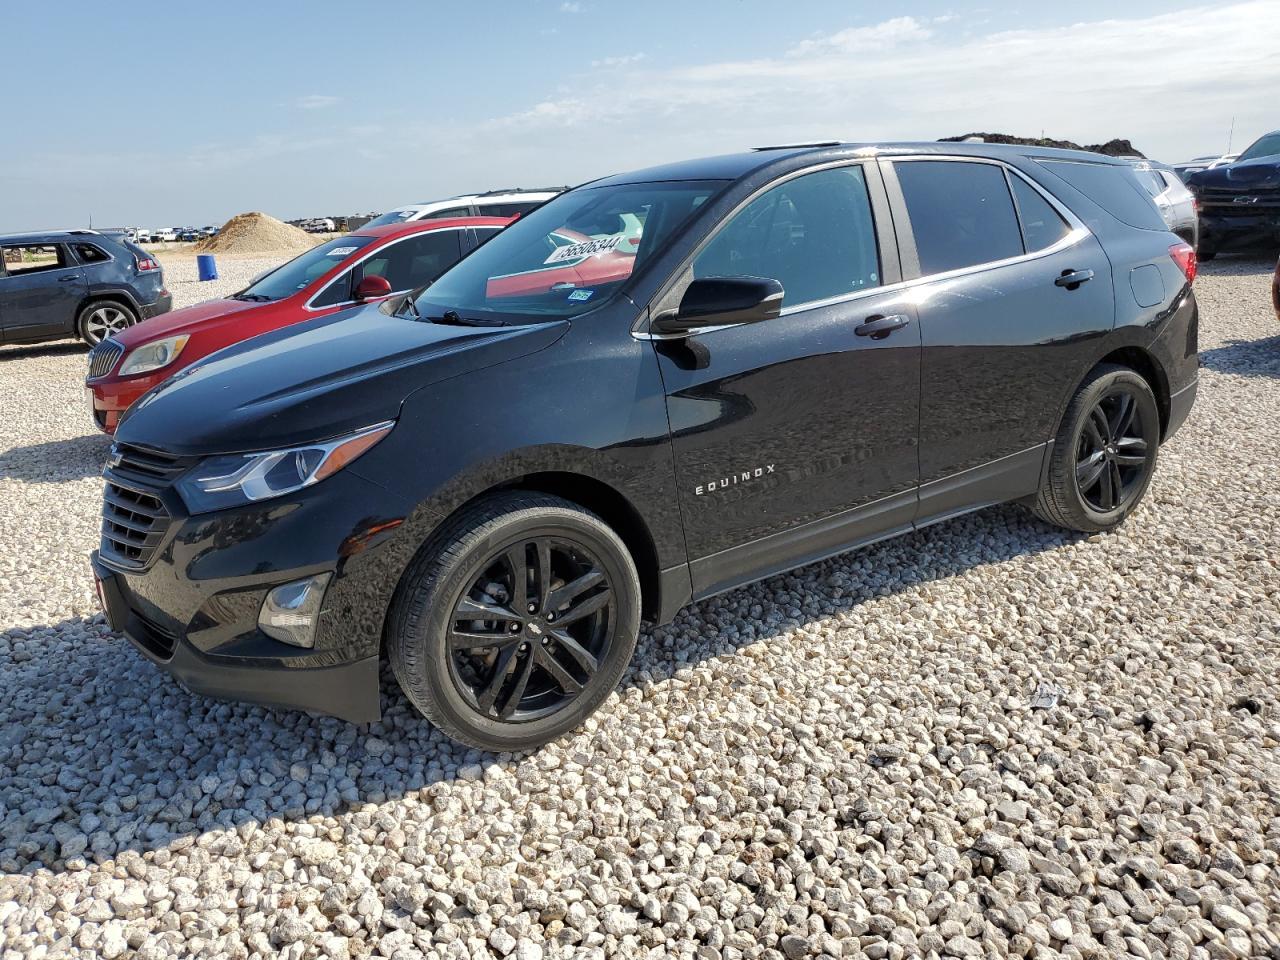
[0,253,1277,959]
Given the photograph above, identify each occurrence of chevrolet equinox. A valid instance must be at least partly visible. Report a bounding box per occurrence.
[92,142,1199,751]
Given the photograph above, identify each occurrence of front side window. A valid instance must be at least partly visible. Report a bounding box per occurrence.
[356,231,461,291]
[415,179,725,320]
[1,244,69,276]
[693,165,881,307]
[236,236,375,302]
[1009,176,1072,253]
[895,160,1023,274]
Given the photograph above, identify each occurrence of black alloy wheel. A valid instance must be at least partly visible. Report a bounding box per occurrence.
[1074,388,1150,513]
[388,492,641,751]
[448,535,614,722]
[1033,364,1160,533]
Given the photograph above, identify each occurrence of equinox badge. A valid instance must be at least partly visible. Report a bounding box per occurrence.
[696,464,776,495]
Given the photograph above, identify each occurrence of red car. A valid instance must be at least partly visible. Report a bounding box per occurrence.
[86,217,510,432]
[486,226,641,300]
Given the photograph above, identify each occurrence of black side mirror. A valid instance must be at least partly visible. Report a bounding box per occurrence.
[651,276,784,336]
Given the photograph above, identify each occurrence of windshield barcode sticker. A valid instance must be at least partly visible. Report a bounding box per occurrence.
[328,246,359,257]
[544,235,623,264]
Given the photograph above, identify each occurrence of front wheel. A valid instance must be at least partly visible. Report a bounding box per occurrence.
[78,301,138,345]
[387,492,641,752]
[1032,365,1161,533]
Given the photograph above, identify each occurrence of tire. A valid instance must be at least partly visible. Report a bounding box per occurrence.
[78,300,138,345]
[387,492,641,752]
[1032,364,1161,533]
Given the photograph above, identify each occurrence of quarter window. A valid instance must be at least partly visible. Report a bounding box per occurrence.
[693,165,881,307]
[73,243,111,264]
[894,161,1024,274]
[1009,176,1072,253]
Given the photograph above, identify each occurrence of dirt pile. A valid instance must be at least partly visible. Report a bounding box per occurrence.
[940,133,1145,158]
[195,212,320,254]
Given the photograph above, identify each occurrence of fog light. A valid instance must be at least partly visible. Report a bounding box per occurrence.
[258,573,331,648]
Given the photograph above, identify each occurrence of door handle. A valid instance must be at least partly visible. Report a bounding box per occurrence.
[1054,268,1094,289]
[59,275,82,282]
[854,313,911,339]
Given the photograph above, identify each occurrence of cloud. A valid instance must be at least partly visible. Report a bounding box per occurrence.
[591,53,645,69]
[481,1,1280,165]
[295,94,340,110]
[559,1,582,11]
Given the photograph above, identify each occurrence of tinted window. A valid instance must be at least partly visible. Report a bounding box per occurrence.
[362,209,417,228]
[1036,160,1167,231]
[239,236,376,302]
[1237,132,1280,163]
[1009,176,1072,252]
[895,161,1023,274]
[356,231,462,291]
[1,244,69,275]
[420,207,470,220]
[694,165,880,307]
[73,243,111,264]
[480,202,539,217]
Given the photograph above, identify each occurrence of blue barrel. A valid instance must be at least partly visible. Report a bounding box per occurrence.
[196,254,218,281]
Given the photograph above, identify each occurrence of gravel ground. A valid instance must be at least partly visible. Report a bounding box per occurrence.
[0,255,1277,959]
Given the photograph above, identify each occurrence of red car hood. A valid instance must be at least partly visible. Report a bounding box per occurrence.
[114,297,276,348]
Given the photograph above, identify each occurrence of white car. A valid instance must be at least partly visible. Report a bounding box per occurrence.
[154,227,178,243]
[1125,160,1199,249]
[1173,153,1239,178]
[363,188,566,228]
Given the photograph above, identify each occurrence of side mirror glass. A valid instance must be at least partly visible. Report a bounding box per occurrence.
[354,274,393,302]
[651,276,784,336]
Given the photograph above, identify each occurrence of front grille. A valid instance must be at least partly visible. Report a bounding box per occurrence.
[99,444,193,569]
[1196,184,1280,213]
[87,339,125,379]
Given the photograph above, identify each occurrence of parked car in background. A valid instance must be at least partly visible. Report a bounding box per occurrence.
[131,229,154,244]
[85,217,510,432]
[154,228,178,243]
[91,142,1198,750]
[0,230,170,346]
[1186,130,1280,259]
[1173,154,1238,178]
[1124,159,1199,247]
[363,188,567,228]
[178,228,200,242]
[200,226,218,238]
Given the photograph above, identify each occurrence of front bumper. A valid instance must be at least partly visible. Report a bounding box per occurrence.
[89,372,164,434]
[91,465,412,723]
[1198,209,1280,252]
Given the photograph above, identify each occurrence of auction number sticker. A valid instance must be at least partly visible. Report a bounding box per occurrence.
[328,246,359,257]
[544,235,623,264]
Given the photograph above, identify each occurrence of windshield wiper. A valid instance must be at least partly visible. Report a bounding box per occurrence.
[231,293,273,302]
[434,310,509,328]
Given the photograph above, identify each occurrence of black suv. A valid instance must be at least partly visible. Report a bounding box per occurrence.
[92,143,1199,751]
[1185,129,1280,259]
[0,230,171,346]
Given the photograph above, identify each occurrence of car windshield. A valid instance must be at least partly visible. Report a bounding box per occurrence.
[1237,133,1280,163]
[363,209,418,228]
[413,179,726,321]
[236,236,375,301]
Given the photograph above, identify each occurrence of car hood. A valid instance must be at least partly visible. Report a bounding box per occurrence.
[116,305,568,456]
[1187,156,1280,190]
[114,297,265,347]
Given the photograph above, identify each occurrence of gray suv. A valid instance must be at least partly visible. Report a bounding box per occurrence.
[0,230,172,346]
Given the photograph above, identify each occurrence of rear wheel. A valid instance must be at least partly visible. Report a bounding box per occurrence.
[78,301,137,345]
[1032,365,1161,533]
[388,492,641,751]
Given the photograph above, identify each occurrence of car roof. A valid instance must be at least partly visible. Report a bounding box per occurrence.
[586,141,1129,188]
[0,229,117,245]
[350,216,514,240]
[386,190,564,215]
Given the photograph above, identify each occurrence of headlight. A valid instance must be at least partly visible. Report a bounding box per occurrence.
[176,422,394,514]
[118,335,190,377]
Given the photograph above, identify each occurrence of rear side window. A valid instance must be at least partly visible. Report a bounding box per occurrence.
[1009,176,1072,252]
[1035,159,1167,231]
[894,161,1023,274]
[694,165,881,307]
[73,242,111,264]
[480,202,539,217]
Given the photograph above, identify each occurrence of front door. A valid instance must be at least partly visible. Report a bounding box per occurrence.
[0,242,85,342]
[651,162,923,598]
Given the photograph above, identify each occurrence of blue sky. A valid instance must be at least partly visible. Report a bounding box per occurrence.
[3,0,1279,230]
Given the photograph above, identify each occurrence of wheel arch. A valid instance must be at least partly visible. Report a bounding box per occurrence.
[1093,345,1171,439]
[76,292,141,334]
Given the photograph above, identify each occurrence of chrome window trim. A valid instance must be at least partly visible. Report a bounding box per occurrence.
[303,229,465,312]
[633,154,1092,341]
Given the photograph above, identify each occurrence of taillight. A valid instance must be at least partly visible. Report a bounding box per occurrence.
[135,256,160,273]
[1169,242,1197,285]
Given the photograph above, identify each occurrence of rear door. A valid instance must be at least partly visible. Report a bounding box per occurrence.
[0,242,86,342]
[882,157,1114,520]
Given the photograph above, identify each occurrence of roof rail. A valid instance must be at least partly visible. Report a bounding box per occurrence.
[751,141,842,151]
[474,187,569,197]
